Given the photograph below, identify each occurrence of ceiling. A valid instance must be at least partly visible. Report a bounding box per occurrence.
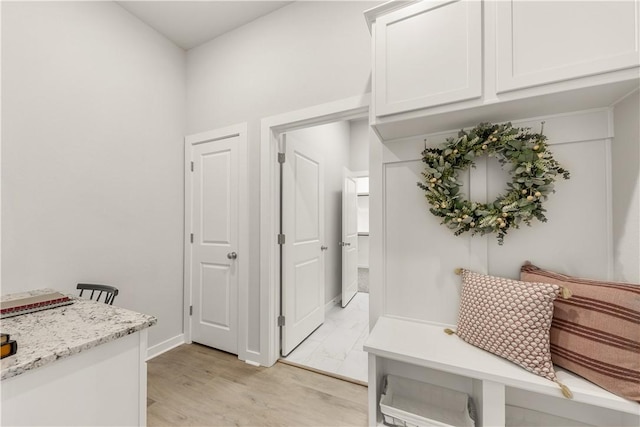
[116,1,293,50]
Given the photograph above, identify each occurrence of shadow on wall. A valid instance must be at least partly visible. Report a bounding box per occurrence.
[612,90,640,283]
[358,267,369,293]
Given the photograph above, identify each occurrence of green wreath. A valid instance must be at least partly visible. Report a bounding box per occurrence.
[417,122,570,245]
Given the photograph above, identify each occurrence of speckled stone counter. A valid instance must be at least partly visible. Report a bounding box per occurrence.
[0,288,156,381]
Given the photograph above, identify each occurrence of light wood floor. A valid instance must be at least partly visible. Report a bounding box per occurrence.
[147,343,368,426]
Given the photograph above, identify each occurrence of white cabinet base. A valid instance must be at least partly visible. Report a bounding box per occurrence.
[365,317,640,427]
[1,330,148,426]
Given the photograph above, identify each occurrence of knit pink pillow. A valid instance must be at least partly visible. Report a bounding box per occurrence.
[454,269,569,396]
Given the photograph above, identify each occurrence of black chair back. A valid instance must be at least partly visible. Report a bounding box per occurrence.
[77,283,119,305]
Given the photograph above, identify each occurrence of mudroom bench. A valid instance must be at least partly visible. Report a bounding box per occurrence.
[364,316,640,427]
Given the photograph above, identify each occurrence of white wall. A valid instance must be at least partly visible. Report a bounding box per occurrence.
[350,118,370,172]
[286,121,351,304]
[612,90,640,283]
[1,2,186,350]
[186,1,379,355]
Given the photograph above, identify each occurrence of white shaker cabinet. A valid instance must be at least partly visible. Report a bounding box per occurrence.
[374,0,482,116]
[367,0,640,140]
[496,1,640,93]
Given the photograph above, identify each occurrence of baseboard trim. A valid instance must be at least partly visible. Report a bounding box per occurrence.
[146,333,185,361]
[325,295,341,313]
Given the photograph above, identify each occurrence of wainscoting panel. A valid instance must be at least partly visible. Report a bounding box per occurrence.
[488,138,611,280]
[383,157,475,326]
[381,109,613,325]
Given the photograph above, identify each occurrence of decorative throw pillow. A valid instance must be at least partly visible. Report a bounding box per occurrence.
[521,262,640,402]
[452,269,571,397]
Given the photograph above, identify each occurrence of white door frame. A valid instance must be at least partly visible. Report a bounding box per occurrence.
[183,123,250,362]
[260,95,370,367]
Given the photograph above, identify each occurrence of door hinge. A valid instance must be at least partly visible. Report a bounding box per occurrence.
[277,234,285,245]
[190,233,194,243]
[277,315,285,327]
[190,161,194,172]
[277,152,285,164]
[189,305,193,316]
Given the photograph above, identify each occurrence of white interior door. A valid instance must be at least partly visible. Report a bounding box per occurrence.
[189,134,240,354]
[341,168,358,307]
[281,137,325,356]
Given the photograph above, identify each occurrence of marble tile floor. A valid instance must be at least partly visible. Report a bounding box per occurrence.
[282,292,369,384]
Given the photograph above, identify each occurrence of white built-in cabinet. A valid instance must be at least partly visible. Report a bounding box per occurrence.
[374,0,482,115]
[366,0,640,139]
[364,1,640,426]
[365,108,640,426]
[365,318,640,427]
[496,1,640,93]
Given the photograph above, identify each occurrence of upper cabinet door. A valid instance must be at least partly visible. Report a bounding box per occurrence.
[374,0,482,117]
[496,1,640,93]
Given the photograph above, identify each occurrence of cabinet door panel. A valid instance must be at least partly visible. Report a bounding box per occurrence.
[496,1,640,93]
[375,0,482,116]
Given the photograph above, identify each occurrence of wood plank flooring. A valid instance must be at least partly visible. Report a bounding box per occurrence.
[147,343,368,426]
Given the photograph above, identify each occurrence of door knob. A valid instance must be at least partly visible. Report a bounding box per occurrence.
[227,252,238,260]
[321,246,328,251]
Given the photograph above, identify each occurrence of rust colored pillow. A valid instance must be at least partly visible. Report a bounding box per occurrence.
[521,263,640,402]
[456,269,564,386]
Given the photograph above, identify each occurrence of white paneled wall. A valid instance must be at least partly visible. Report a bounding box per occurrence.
[488,141,610,280]
[383,159,473,325]
[379,109,613,326]
[488,111,612,280]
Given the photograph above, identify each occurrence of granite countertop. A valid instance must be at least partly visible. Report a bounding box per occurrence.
[0,289,157,380]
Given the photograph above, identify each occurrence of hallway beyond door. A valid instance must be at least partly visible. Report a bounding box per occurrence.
[282,292,369,383]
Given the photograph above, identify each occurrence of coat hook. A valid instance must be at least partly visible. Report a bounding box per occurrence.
[424,138,428,151]
[540,121,546,135]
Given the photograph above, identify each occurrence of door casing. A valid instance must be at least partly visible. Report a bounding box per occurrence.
[260,95,370,367]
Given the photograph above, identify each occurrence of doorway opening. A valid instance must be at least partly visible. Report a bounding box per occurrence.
[278,119,370,384]
[259,94,370,378]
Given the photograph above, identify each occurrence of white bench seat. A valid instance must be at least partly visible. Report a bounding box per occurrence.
[364,316,640,425]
